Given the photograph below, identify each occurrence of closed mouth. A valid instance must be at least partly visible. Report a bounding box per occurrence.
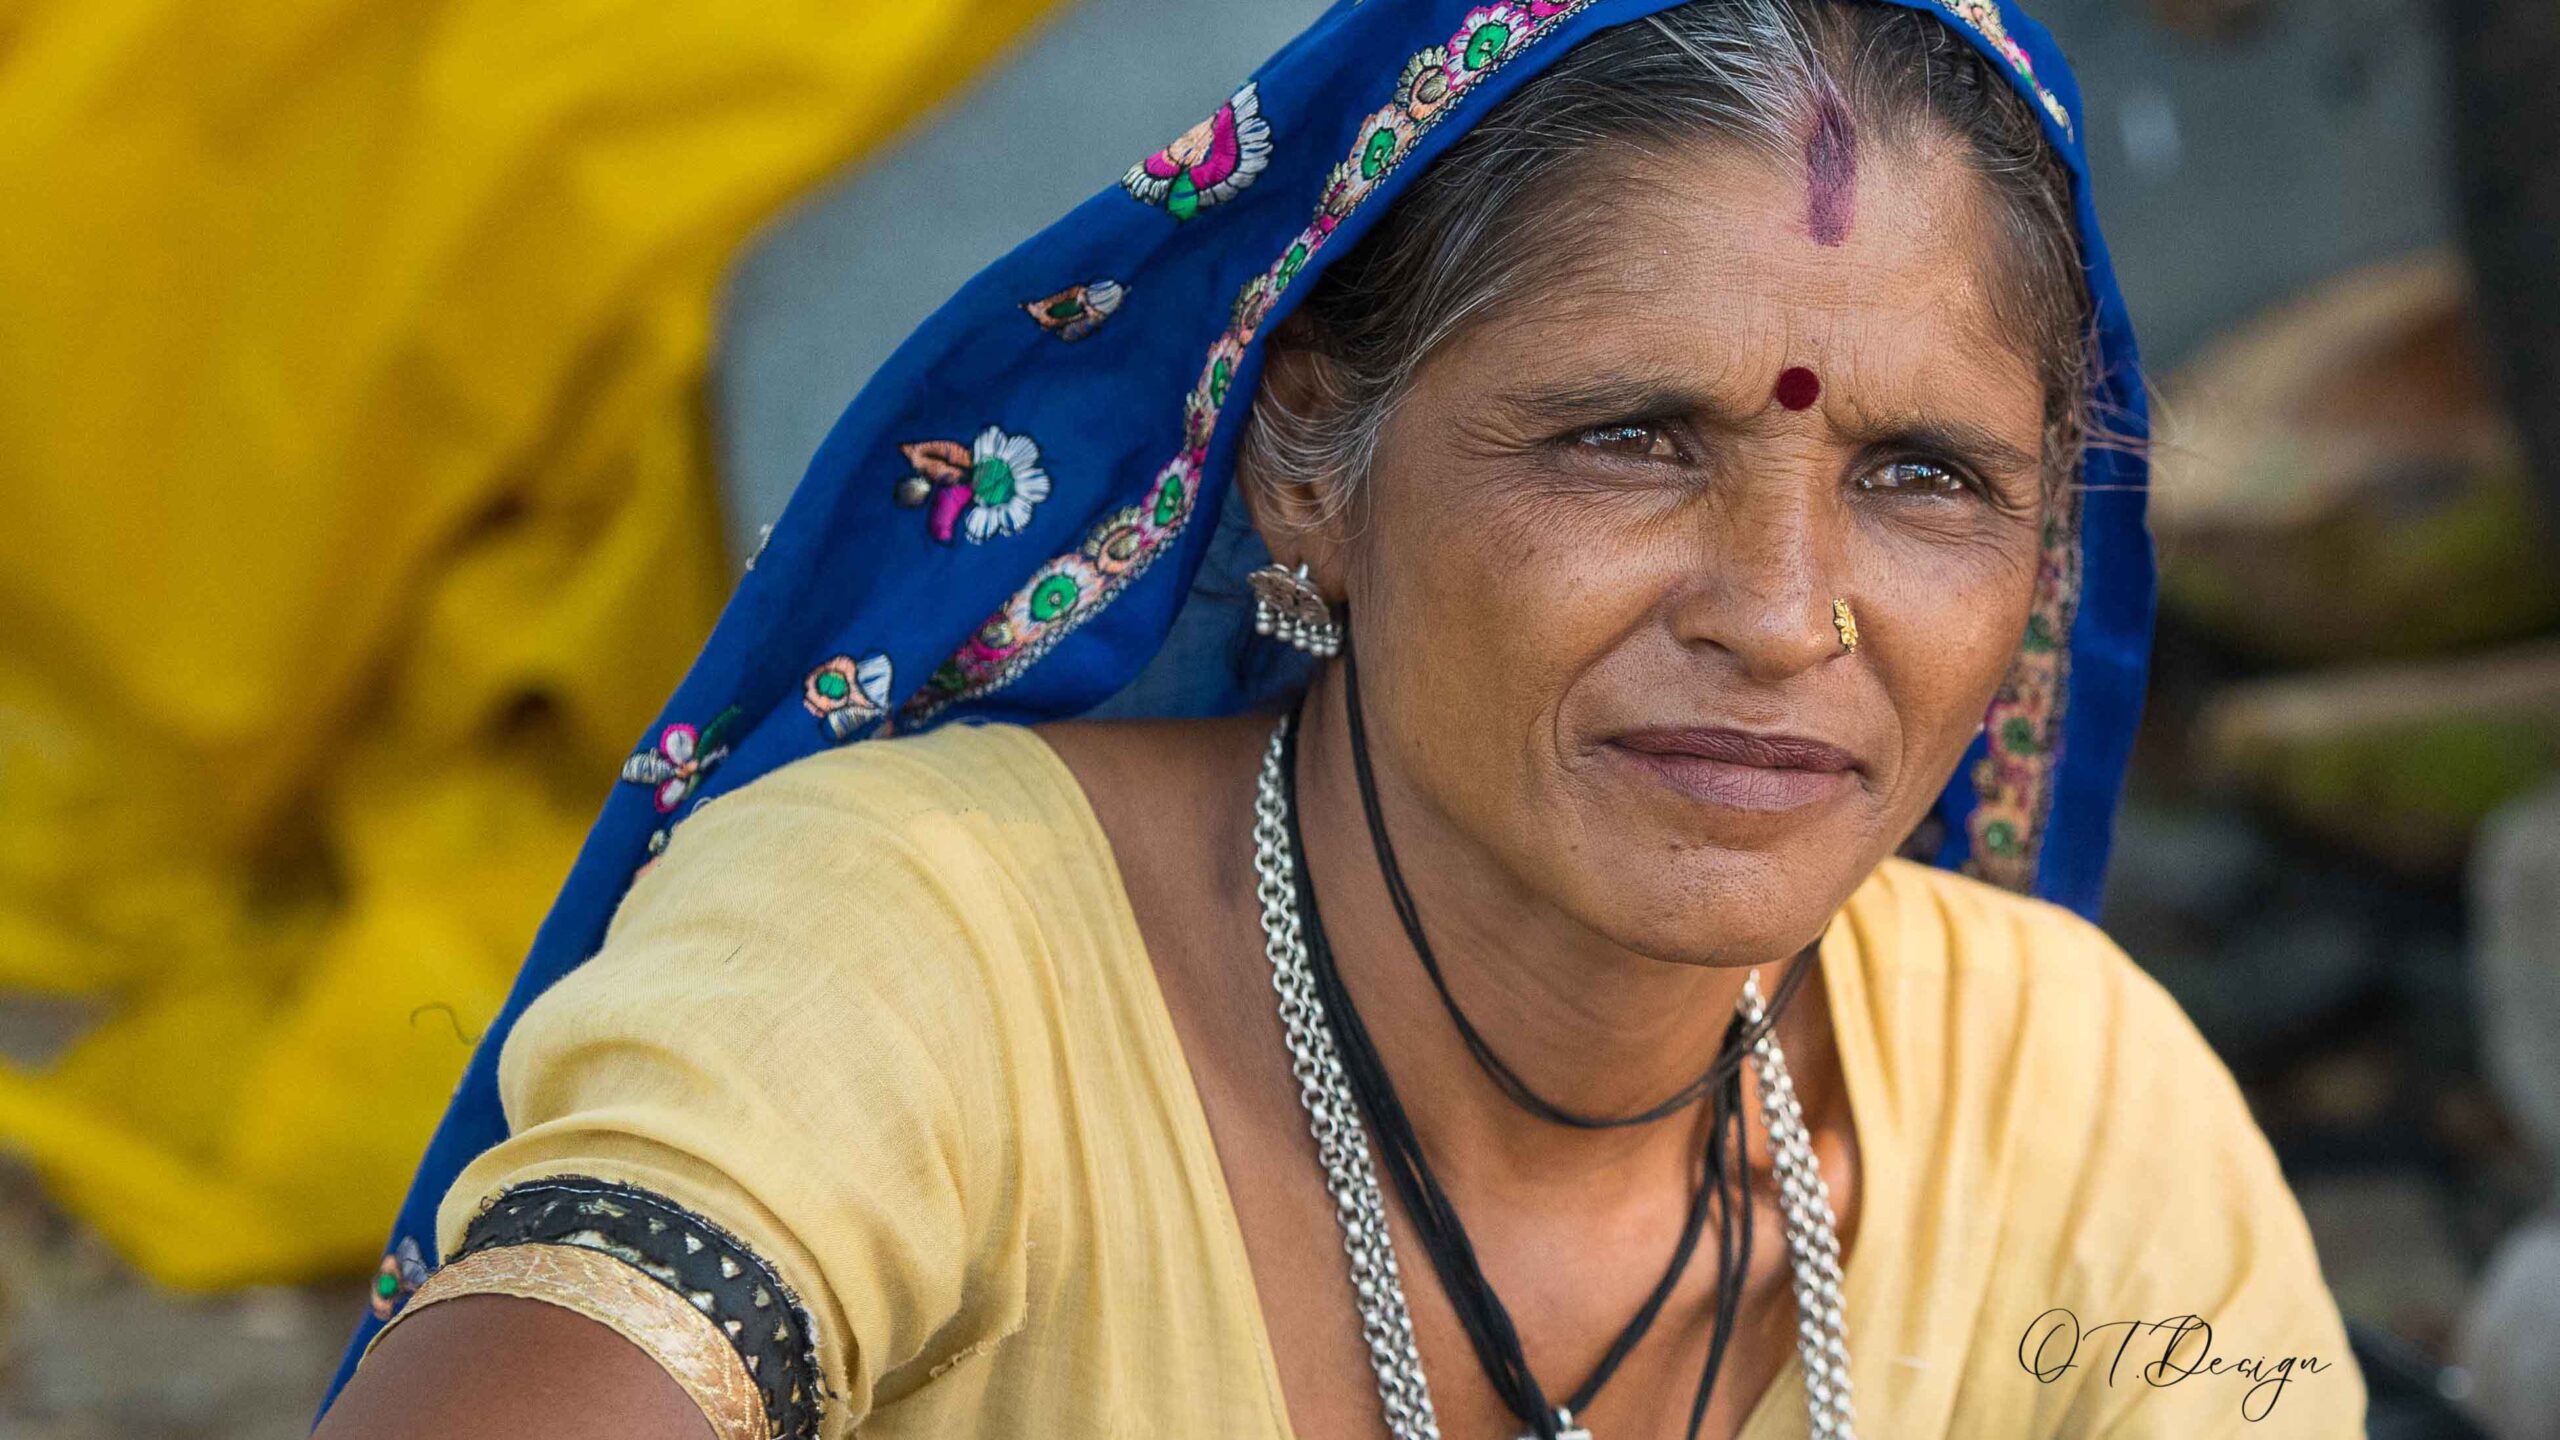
[1606,727,1863,813]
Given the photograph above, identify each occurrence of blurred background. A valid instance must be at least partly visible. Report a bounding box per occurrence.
[0,0,2554,1435]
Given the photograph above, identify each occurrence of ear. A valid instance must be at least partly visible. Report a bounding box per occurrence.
[1237,312,1358,598]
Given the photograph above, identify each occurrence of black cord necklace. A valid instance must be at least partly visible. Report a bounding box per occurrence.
[1339,625,1805,1131]
[1281,696,1816,1439]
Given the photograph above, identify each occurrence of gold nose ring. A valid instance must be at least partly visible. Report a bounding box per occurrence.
[1833,597,1860,654]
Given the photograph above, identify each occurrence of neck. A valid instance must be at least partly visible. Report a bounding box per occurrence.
[1289,668,1792,1187]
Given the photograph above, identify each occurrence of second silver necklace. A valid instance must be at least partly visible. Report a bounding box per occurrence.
[1248,720,1856,1439]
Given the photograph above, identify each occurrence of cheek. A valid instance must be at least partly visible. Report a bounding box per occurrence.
[1851,510,2045,753]
[1345,461,1674,770]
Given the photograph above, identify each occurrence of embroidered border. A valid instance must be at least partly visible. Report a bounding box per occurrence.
[456,1178,826,1440]
[897,0,1612,729]
[1965,480,2082,892]
[1941,0,2074,136]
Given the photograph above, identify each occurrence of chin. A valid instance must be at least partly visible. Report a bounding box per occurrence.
[1557,816,1871,970]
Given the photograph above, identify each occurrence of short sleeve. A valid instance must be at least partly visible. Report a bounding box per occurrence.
[2030,946,2368,1437]
[425,749,1047,1440]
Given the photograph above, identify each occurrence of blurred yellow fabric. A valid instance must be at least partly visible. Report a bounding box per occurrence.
[0,0,1058,1288]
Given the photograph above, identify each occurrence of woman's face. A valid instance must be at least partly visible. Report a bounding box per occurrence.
[1287,135,2053,967]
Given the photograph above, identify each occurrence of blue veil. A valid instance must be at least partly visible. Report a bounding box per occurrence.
[327,0,2150,1397]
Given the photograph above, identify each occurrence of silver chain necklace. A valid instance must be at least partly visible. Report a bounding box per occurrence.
[1250,721,1856,1440]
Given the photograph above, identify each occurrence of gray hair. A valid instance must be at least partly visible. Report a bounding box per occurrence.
[1239,0,2093,526]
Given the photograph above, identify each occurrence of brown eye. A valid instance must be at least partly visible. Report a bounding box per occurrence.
[1575,422,1681,460]
[1860,457,1969,495]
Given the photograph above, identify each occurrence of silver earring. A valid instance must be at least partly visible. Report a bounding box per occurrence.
[1248,562,1341,657]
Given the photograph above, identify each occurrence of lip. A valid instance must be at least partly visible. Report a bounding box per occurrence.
[1607,726,1863,813]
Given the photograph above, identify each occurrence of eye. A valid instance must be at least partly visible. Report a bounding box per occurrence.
[1858,456,1973,496]
[1573,422,1685,461]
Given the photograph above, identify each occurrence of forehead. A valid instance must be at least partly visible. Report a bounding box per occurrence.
[1442,137,2045,430]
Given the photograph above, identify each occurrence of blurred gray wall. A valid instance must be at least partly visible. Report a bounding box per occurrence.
[712,0,2455,548]
[710,0,1333,546]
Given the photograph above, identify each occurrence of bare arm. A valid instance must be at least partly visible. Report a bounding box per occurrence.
[314,1295,715,1440]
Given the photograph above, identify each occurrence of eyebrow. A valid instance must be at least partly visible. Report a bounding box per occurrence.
[1484,372,1747,430]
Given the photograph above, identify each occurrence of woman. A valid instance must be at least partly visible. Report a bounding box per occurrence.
[317,0,2366,1436]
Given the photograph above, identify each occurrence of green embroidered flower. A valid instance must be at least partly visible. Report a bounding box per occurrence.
[370,1238,429,1320]
[2022,611,2059,653]
[1276,240,1310,290]
[1361,124,1399,179]
[1463,21,1512,69]
[1982,819,2021,856]
[973,457,1015,508]
[805,654,892,742]
[2001,716,2040,755]
[1030,573,1081,622]
[959,426,1050,542]
[1209,356,1234,405]
[1023,279,1125,343]
[1154,473,1186,526]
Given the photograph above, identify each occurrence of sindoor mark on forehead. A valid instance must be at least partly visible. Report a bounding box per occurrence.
[1805,88,1858,247]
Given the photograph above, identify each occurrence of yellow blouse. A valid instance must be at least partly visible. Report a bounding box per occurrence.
[401,722,2366,1437]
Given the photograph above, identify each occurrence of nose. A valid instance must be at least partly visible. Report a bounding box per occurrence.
[1668,481,1845,683]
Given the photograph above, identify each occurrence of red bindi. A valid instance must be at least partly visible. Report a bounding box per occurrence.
[1774,366,1822,411]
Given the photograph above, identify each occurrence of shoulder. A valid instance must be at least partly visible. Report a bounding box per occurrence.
[653,719,1097,868]
[1841,855,2129,979]
[1842,863,2362,1425]
[1839,855,2193,1054]
[485,724,1121,1229]
[448,727,1104,1429]
[608,722,1114,957]
[1836,857,2265,1214]
[509,724,1123,1115]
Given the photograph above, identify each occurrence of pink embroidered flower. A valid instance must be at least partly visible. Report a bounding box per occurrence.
[620,717,733,813]
[894,426,1052,544]
[1122,82,1274,221]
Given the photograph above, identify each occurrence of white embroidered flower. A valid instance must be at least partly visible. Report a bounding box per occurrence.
[963,425,1051,542]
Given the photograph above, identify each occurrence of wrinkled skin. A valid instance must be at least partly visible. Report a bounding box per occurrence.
[1265,130,2049,982]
